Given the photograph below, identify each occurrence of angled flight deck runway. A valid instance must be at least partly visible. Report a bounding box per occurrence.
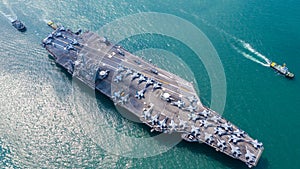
[43,24,263,168]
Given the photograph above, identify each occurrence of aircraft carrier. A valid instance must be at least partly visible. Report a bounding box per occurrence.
[42,24,264,168]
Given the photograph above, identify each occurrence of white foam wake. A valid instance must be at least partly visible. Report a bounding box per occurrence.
[0,0,17,22]
[0,10,14,21]
[198,18,271,67]
[231,45,270,67]
[238,39,271,64]
[229,35,271,67]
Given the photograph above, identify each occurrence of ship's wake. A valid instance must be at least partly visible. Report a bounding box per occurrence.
[0,10,15,21]
[199,18,271,67]
[231,39,270,67]
[0,0,17,22]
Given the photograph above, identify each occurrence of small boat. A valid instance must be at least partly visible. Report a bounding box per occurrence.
[270,62,294,79]
[47,20,58,30]
[11,20,26,32]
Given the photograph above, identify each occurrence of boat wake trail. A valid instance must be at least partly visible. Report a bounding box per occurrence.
[199,18,271,67]
[231,45,270,67]
[0,10,14,21]
[231,39,270,67]
[0,0,17,22]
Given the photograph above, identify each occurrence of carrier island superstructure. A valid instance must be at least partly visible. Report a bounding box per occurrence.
[42,24,264,168]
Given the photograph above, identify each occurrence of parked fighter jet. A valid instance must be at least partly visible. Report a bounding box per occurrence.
[169,120,177,131]
[138,75,147,84]
[233,129,246,138]
[135,89,146,99]
[217,139,227,151]
[142,107,152,120]
[171,99,185,109]
[125,69,133,76]
[75,29,82,35]
[113,74,123,83]
[250,139,263,149]
[228,135,244,144]
[188,113,200,122]
[214,126,227,136]
[198,109,210,118]
[204,133,214,144]
[145,78,154,88]
[190,125,201,137]
[183,105,197,113]
[158,118,168,131]
[71,39,79,45]
[116,65,126,73]
[149,114,159,126]
[210,115,222,123]
[187,95,198,104]
[112,90,122,101]
[116,48,125,56]
[229,143,242,158]
[55,32,63,38]
[245,146,256,163]
[200,119,214,128]
[153,82,162,90]
[221,122,233,131]
[131,72,140,81]
[47,33,53,39]
[150,68,158,74]
[64,44,75,51]
[44,38,53,45]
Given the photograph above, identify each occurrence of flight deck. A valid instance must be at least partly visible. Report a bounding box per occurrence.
[42,25,264,168]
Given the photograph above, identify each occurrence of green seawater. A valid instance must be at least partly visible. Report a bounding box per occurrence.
[1,0,300,168]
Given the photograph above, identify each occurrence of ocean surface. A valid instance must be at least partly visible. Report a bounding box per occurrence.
[1,0,300,168]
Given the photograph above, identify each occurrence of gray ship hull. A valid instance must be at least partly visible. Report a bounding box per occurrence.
[42,26,263,168]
